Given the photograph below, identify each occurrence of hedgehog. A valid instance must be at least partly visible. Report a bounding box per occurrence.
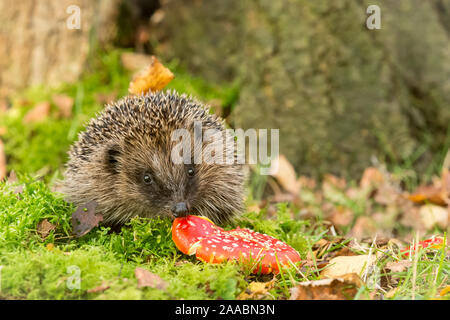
[61,91,245,226]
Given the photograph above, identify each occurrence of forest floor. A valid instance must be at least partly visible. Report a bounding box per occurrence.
[0,50,448,300]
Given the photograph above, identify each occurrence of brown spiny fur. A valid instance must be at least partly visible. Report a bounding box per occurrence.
[61,91,245,226]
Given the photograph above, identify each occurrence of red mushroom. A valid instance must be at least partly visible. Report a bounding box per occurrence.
[401,236,445,257]
[172,215,301,274]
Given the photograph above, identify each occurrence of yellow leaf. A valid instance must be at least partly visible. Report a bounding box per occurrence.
[128,56,174,95]
[440,286,450,296]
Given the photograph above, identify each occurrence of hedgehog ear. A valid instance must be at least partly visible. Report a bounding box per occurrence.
[105,144,121,174]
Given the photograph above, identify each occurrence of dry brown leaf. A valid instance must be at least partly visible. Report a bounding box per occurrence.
[269,154,300,194]
[23,101,50,124]
[237,280,275,300]
[246,204,261,214]
[37,219,57,239]
[52,94,73,118]
[71,200,103,238]
[320,254,377,279]
[385,260,412,273]
[382,260,413,289]
[327,206,354,228]
[385,287,398,299]
[135,267,168,290]
[440,285,450,296]
[87,281,111,294]
[128,56,174,95]
[0,139,6,180]
[374,183,399,205]
[360,167,385,190]
[297,175,317,189]
[399,206,427,231]
[289,273,361,300]
[7,170,17,183]
[408,185,447,206]
[307,237,350,261]
[419,204,449,230]
[323,174,347,189]
[442,169,450,198]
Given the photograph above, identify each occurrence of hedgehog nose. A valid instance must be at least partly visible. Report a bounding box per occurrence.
[172,202,189,217]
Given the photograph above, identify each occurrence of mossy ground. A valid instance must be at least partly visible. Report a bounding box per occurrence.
[0,50,448,300]
[0,177,320,300]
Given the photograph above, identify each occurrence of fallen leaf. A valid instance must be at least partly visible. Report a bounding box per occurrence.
[323,174,347,190]
[71,200,103,238]
[128,56,174,95]
[440,286,450,296]
[419,204,448,230]
[327,206,354,228]
[385,287,398,299]
[382,260,413,289]
[399,206,426,231]
[442,168,450,199]
[297,175,317,189]
[331,247,358,258]
[52,94,73,118]
[37,219,57,239]
[7,170,17,183]
[135,267,168,290]
[360,167,385,190]
[320,255,377,279]
[0,139,6,180]
[374,183,399,205]
[408,185,447,206]
[87,281,110,293]
[385,260,412,273]
[23,101,50,124]
[237,280,275,300]
[269,154,300,194]
[289,273,362,300]
[307,237,350,261]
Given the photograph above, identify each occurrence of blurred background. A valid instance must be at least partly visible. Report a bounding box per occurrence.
[1,0,449,183]
[0,1,449,237]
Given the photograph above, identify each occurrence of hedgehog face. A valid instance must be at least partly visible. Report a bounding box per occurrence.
[103,129,243,225]
[104,139,193,221]
[62,92,245,226]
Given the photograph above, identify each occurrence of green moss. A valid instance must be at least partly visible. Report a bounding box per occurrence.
[0,177,247,300]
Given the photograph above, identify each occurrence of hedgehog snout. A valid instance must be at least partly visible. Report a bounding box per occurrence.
[171,201,190,218]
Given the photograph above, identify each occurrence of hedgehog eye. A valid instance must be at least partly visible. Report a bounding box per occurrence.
[187,167,195,177]
[142,173,153,185]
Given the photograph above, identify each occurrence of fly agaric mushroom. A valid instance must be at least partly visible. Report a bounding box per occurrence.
[401,236,445,257]
[172,215,301,274]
